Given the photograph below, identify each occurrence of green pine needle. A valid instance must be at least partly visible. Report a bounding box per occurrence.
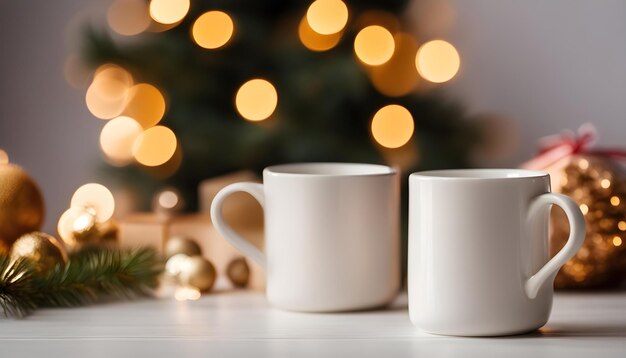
[0,247,164,318]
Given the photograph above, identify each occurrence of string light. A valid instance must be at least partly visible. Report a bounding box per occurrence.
[107,0,151,36]
[174,286,201,301]
[123,83,166,128]
[415,40,460,83]
[99,116,143,166]
[132,126,178,167]
[192,11,234,49]
[298,16,342,52]
[611,196,621,206]
[306,0,348,35]
[613,236,623,247]
[235,79,278,121]
[371,104,414,148]
[85,64,133,120]
[354,26,395,66]
[370,33,420,97]
[71,183,116,223]
[580,204,589,215]
[601,179,611,189]
[149,0,190,25]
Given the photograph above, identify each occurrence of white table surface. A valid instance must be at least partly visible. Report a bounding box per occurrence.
[1,291,625,357]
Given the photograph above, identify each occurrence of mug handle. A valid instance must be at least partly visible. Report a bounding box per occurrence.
[525,193,585,299]
[210,182,266,269]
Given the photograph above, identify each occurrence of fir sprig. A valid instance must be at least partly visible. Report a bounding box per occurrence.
[0,247,163,318]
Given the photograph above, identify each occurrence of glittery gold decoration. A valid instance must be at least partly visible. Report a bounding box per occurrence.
[178,256,216,291]
[0,163,45,247]
[551,155,626,288]
[10,232,67,273]
[226,257,250,288]
[164,235,202,259]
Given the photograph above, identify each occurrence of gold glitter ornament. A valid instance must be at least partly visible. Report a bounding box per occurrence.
[0,163,45,247]
[10,232,67,273]
[226,257,250,288]
[551,155,626,288]
[178,256,216,292]
[164,235,202,259]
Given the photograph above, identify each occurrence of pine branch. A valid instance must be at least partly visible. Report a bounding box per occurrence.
[0,247,164,318]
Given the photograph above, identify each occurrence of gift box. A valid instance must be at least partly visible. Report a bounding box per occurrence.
[119,171,265,290]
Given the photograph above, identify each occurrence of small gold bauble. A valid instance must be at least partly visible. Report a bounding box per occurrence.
[58,207,99,248]
[178,256,216,292]
[10,232,67,273]
[226,257,250,288]
[164,235,202,259]
[0,164,45,247]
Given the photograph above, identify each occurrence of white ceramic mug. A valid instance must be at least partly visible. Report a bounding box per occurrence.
[408,169,585,336]
[211,163,400,312]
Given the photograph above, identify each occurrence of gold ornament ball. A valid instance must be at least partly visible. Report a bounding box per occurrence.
[0,164,45,247]
[164,235,202,259]
[178,256,216,292]
[227,257,250,288]
[10,232,67,273]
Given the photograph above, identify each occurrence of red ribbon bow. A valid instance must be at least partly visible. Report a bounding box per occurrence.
[521,123,626,170]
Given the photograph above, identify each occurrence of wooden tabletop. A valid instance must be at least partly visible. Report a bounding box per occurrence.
[1,291,625,357]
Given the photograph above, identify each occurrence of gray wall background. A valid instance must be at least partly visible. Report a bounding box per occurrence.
[1,0,625,232]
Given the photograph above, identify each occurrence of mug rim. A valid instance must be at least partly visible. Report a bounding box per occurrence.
[264,162,396,177]
[410,169,549,180]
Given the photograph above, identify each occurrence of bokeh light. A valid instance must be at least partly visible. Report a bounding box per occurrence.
[132,126,178,167]
[370,33,420,96]
[123,83,166,128]
[613,236,623,247]
[192,11,234,49]
[175,286,201,301]
[619,221,626,231]
[298,16,342,52]
[0,149,8,164]
[149,0,190,25]
[306,0,348,35]
[85,64,133,119]
[235,79,278,121]
[107,0,151,36]
[354,26,395,66]
[158,190,179,209]
[611,196,621,206]
[71,183,116,223]
[166,253,191,277]
[371,104,414,148]
[99,116,143,166]
[415,39,460,83]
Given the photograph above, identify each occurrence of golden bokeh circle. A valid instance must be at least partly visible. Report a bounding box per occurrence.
[371,104,414,148]
[149,0,190,25]
[0,149,8,164]
[132,126,178,167]
[123,83,166,128]
[99,116,143,166]
[192,11,234,49]
[85,64,133,120]
[306,0,349,35]
[354,25,395,66]
[370,33,420,97]
[71,183,116,223]
[298,16,342,52]
[235,79,278,121]
[415,40,460,83]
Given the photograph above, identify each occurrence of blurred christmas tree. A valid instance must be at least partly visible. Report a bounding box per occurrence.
[78,0,484,210]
